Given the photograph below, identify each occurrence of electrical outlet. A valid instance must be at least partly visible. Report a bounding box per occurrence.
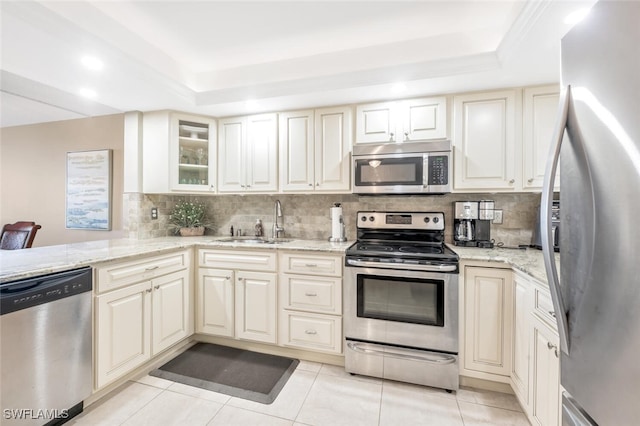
[151,207,158,220]
[493,209,503,224]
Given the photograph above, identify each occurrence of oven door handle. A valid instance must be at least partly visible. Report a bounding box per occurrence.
[346,342,457,365]
[346,259,457,272]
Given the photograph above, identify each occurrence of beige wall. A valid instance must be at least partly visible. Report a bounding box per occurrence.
[1,114,125,247]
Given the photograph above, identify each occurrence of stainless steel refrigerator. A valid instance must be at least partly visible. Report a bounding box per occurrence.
[541,0,640,425]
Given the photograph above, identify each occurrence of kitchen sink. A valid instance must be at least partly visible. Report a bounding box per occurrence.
[216,237,292,244]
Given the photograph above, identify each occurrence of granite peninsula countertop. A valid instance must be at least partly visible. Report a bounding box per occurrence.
[0,236,557,284]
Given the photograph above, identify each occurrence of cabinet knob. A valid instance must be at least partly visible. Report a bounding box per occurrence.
[527,178,534,183]
[154,285,160,290]
[547,341,559,357]
[316,183,320,187]
[548,310,556,318]
[246,184,251,188]
[389,132,395,142]
[308,183,313,187]
[404,131,409,141]
[238,277,244,281]
[241,184,246,188]
[210,184,215,189]
[225,276,231,280]
[509,179,515,184]
[146,288,152,293]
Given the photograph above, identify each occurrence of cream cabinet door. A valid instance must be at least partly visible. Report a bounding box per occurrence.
[96,281,152,389]
[170,113,217,192]
[463,266,513,377]
[402,97,447,141]
[453,90,518,191]
[151,269,192,355]
[355,101,397,144]
[197,268,235,337]
[218,117,246,192]
[531,316,560,426]
[279,110,315,191]
[314,106,352,191]
[246,113,278,192]
[235,271,277,344]
[523,86,561,191]
[511,273,531,409]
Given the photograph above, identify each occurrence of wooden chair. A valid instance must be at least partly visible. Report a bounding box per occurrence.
[0,221,42,250]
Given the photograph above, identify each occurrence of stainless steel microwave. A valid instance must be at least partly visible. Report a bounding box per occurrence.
[352,140,452,194]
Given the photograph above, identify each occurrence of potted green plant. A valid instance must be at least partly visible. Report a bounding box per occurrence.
[168,200,211,236]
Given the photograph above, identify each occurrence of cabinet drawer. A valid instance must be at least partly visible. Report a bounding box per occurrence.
[533,284,557,329]
[280,274,341,314]
[279,252,342,277]
[199,249,276,271]
[280,311,342,354]
[96,250,190,293]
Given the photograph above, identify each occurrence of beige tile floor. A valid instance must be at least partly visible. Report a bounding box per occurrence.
[69,361,530,426]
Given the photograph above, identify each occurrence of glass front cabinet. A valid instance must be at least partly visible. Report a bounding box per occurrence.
[170,114,217,192]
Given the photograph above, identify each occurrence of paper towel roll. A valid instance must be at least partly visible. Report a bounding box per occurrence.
[330,206,342,238]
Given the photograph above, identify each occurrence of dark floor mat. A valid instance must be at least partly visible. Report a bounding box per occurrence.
[149,343,299,404]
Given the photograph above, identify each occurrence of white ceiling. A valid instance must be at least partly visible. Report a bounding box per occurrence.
[0,0,596,128]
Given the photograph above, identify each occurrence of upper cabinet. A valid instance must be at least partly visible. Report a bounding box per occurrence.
[523,85,561,192]
[142,111,217,194]
[279,106,352,192]
[218,113,278,193]
[453,90,519,192]
[355,96,447,144]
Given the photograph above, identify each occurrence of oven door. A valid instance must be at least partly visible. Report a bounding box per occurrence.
[344,265,458,353]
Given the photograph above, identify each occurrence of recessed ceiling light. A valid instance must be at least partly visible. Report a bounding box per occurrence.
[564,8,591,26]
[81,56,104,71]
[78,88,97,99]
[391,83,407,94]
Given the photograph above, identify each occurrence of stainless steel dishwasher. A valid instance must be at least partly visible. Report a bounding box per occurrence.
[1,267,92,425]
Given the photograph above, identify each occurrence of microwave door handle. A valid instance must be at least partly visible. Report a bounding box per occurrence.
[542,85,571,355]
[423,154,429,187]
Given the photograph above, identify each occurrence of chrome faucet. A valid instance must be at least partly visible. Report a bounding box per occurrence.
[272,200,284,239]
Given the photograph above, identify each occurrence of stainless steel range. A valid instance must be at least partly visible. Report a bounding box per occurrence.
[344,211,460,391]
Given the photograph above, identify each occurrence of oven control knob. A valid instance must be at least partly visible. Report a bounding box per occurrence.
[369,216,375,222]
[433,217,440,223]
[424,217,430,223]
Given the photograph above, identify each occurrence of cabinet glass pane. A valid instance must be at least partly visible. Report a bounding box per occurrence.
[178,120,209,185]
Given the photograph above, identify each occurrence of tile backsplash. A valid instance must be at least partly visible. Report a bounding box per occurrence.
[124,192,541,247]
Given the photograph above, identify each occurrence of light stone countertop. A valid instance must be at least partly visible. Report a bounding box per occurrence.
[0,236,556,284]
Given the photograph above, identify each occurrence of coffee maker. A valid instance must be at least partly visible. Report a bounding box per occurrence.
[453,201,495,248]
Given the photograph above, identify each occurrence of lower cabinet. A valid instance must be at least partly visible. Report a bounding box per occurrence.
[196,249,278,344]
[95,254,192,390]
[278,251,343,354]
[462,265,513,380]
[531,315,560,426]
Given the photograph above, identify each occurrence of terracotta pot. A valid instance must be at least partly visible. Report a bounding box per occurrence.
[179,226,205,237]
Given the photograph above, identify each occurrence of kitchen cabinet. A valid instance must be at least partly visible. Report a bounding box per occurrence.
[278,252,343,354]
[511,271,532,410]
[462,265,513,381]
[197,249,277,344]
[453,89,519,191]
[218,113,278,193]
[142,111,217,193]
[530,314,560,426]
[279,106,352,192]
[95,251,192,389]
[355,96,447,144]
[523,85,561,191]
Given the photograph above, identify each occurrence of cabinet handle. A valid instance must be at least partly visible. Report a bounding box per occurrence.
[154,285,160,290]
[509,179,515,184]
[547,341,559,357]
[238,277,244,281]
[549,310,557,318]
[304,329,317,335]
[305,292,318,297]
[404,131,409,141]
[316,183,320,187]
[528,178,534,183]
[246,184,251,188]
[308,183,313,187]
[225,276,231,280]
[210,184,215,189]
[145,266,159,271]
[241,184,246,188]
[389,132,395,142]
[146,288,152,293]
[304,263,318,267]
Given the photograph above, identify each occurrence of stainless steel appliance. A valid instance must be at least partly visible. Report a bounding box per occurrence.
[351,140,451,194]
[453,201,494,248]
[344,211,460,391]
[1,267,92,425]
[532,200,560,251]
[541,1,640,424]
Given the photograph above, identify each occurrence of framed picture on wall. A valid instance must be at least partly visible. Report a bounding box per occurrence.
[66,149,112,230]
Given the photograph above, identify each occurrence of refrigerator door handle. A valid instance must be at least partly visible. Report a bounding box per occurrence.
[542,85,571,354]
